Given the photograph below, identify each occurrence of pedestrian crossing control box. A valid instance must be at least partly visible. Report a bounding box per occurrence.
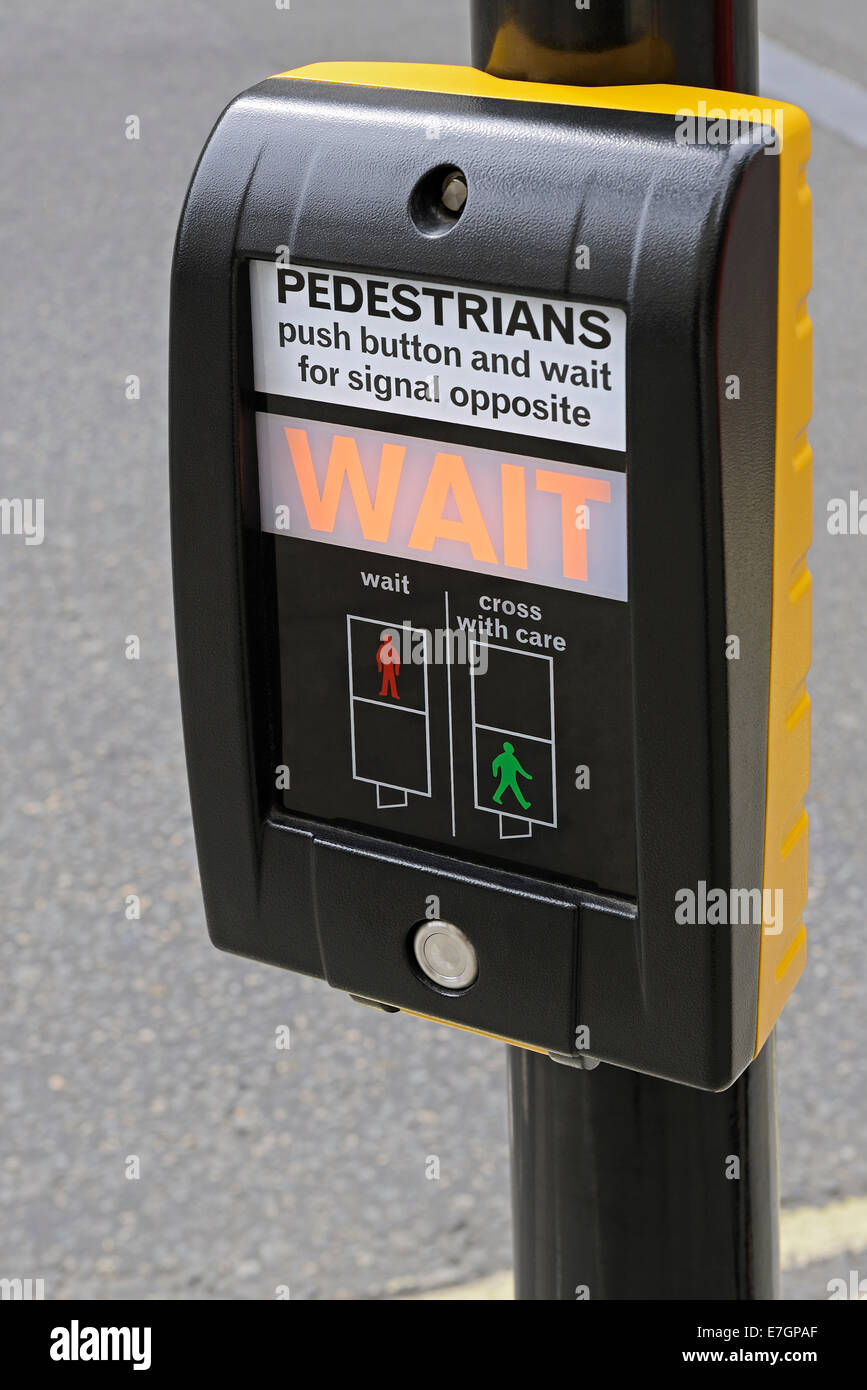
[170,61,812,1089]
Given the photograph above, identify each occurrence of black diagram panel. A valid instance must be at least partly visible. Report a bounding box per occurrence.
[272,525,636,896]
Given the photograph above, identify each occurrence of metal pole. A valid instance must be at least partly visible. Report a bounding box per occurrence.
[471,0,778,1300]
[508,1041,779,1299]
[471,1,759,91]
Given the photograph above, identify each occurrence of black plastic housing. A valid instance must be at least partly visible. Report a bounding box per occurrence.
[170,77,779,1089]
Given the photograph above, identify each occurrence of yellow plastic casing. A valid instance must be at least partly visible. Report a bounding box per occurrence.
[273,63,813,1063]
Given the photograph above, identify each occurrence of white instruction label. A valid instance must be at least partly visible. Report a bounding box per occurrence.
[250,260,627,452]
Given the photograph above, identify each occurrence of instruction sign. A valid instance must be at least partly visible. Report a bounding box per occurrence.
[250,260,627,452]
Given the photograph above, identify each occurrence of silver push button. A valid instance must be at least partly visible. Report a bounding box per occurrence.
[412,920,479,990]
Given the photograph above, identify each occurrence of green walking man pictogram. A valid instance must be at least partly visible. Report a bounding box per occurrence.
[492,741,533,811]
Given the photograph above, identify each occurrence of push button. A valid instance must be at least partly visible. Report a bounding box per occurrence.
[412,920,479,990]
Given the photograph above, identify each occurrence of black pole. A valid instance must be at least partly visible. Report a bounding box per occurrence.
[478,0,778,1300]
[471,1,759,92]
[508,1041,779,1299]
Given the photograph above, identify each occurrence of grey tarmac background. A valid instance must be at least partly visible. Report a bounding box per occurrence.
[0,0,865,1301]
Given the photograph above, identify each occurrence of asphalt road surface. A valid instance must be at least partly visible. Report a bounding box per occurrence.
[0,0,865,1300]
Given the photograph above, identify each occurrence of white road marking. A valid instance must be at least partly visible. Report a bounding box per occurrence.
[762,37,867,150]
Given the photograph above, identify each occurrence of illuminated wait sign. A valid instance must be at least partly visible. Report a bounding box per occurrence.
[257,413,627,601]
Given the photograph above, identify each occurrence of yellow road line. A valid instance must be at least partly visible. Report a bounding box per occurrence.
[781,1196,867,1270]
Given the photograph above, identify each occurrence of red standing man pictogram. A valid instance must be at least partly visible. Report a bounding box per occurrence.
[377,631,400,700]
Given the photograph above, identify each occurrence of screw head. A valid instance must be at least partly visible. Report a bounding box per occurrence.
[441,172,467,214]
